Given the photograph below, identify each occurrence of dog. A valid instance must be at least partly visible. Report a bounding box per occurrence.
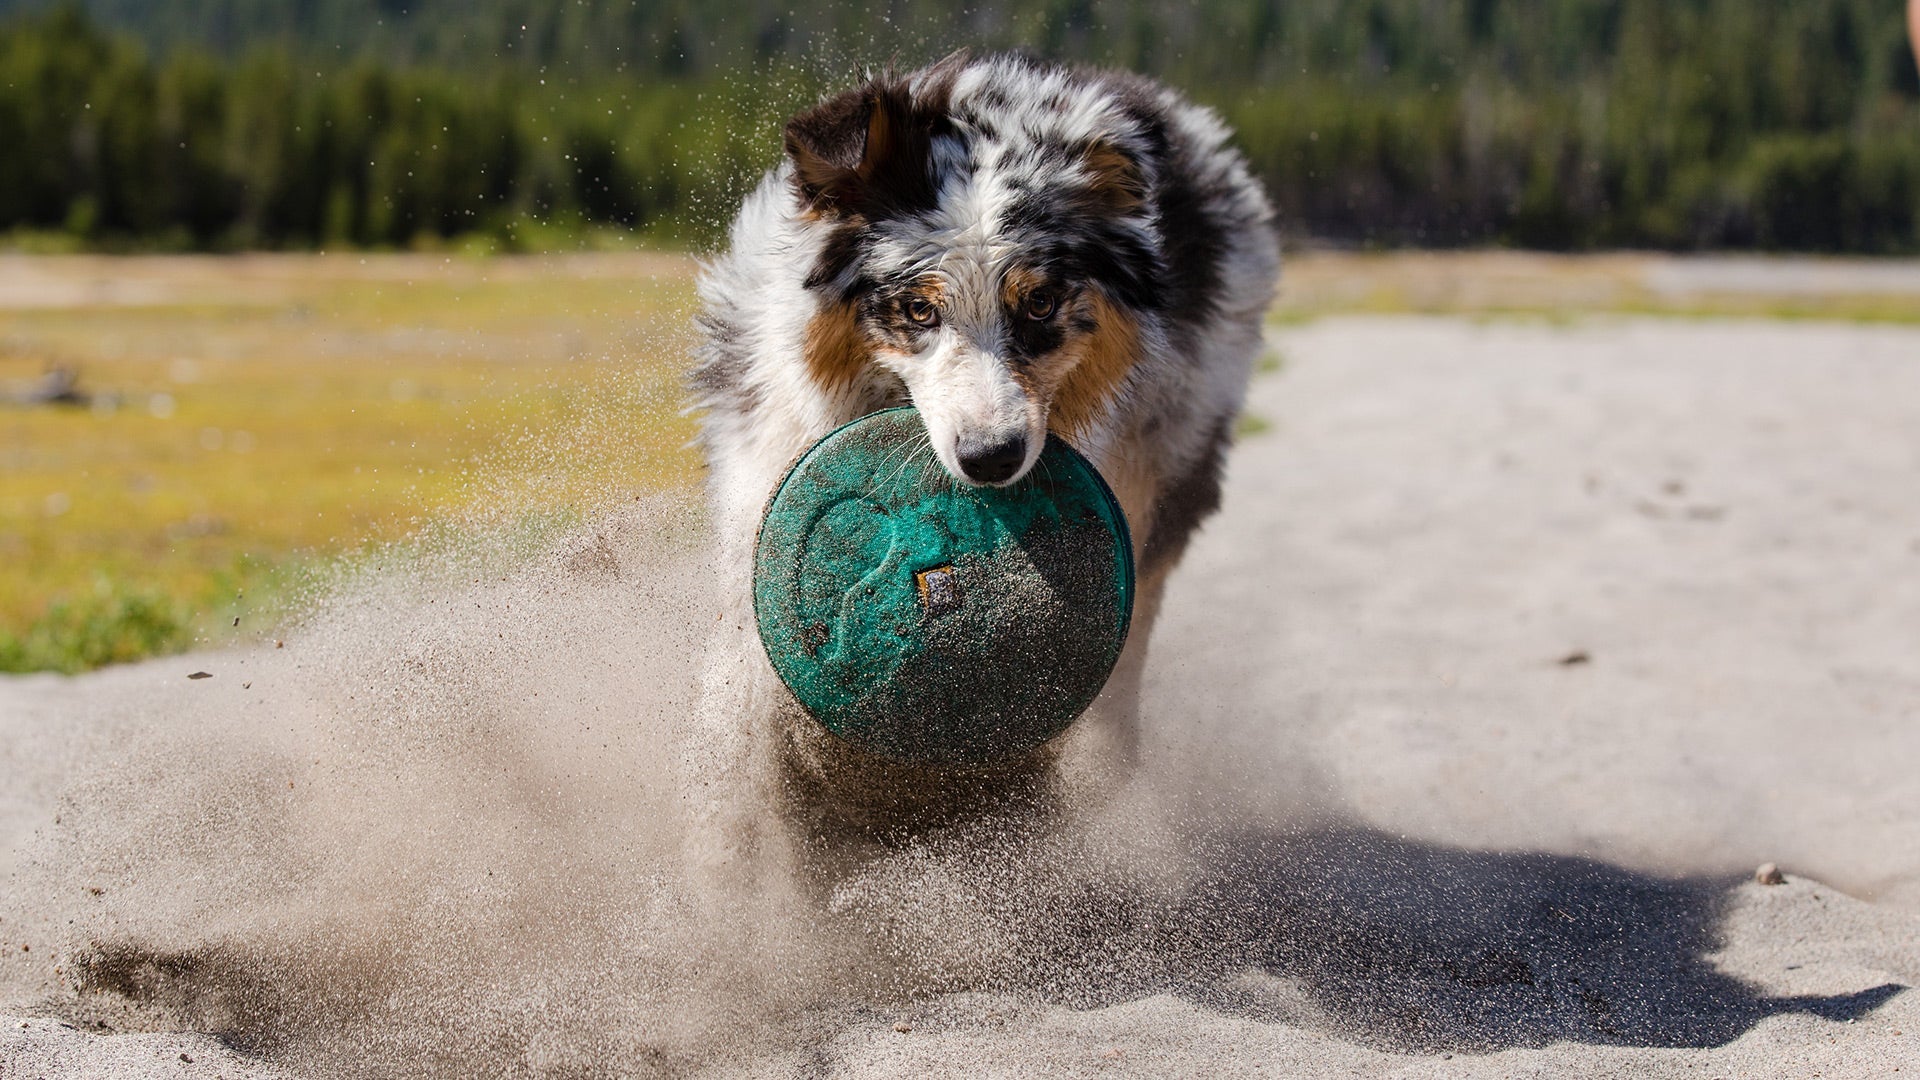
[690,51,1279,839]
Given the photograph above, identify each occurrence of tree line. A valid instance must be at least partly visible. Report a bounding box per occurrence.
[1,1,1916,251]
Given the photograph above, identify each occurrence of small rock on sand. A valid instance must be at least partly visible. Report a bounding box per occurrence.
[1756,862,1786,885]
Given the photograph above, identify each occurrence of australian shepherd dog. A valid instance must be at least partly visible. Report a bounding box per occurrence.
[691,51,1279,839]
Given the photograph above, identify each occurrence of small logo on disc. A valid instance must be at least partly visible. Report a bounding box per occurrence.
[915,565,961,616]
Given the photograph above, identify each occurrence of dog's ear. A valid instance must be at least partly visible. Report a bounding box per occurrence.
[919,48,973,91]
[784,87,872,214]
[1080,139,1149,214]
[785,78,947,218]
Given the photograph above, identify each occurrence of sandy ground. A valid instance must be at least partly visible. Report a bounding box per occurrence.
[4,316,1918,1077]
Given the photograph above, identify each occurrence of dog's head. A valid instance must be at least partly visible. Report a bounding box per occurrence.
[786,56,1164,487]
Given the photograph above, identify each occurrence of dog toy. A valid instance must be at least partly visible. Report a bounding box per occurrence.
[753,407,1133,765]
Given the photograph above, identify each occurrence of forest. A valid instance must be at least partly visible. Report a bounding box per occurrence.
[1,0,1916,251]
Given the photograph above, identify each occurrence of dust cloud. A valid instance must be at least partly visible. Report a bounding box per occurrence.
[0,490,1329,1078]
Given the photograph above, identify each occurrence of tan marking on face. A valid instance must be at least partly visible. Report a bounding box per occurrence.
[1001,266,1049,312]
[1048,293,1142,439]
[907,275,950,311]
[803,300,869,392]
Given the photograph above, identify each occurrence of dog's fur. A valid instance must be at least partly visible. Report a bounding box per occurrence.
[691,52,1279,835]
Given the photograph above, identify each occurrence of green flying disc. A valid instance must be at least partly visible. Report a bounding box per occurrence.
[753,408,1134,765]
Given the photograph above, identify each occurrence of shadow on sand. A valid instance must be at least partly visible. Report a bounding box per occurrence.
[56,824,1907,1064]
[1033,825,1905,1054]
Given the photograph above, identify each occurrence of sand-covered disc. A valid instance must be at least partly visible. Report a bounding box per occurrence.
[753,407,1133,765]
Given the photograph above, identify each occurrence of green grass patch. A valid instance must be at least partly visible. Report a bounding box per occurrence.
[1,253,703,673]
[0,587,187,674]
[1233,412,1273,439]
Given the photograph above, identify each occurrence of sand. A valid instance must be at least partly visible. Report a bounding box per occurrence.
[4,316,1918,1077]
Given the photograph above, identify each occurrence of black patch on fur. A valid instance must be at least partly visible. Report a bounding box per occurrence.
[1005,292,1072,363]
[860,289,936,352]
[1152,164,1231,324]
[1095,69,1240,330]
[999,194,1165,315]
[804,227,871,293]
[1143,418,1231,572]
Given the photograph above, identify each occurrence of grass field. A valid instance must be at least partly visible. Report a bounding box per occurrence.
[1,254,703,672]
[4,250,1916,673]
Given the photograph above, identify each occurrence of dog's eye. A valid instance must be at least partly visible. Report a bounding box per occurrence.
[904,297,940,327]
[1024,291,1058,321]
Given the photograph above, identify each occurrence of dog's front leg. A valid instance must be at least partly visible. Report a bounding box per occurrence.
[683,601,790,874]
[1080,562,1171,777]
[683,452,808,874]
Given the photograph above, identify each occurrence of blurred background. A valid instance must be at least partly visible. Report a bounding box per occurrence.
[2,0,1917,251]
[2,0,1918,674]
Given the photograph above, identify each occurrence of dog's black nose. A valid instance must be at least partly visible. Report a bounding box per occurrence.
[956,434,1028,485]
